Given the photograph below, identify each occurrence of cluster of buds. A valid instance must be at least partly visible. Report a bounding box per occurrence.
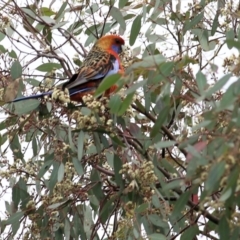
[24,222,40,239]
[119,45,134,69]
[0,15,9,31]
[231,212,240,228]
[114,217,133,239]
[71,110,102,129]
[82,94,108,112]
[52,162,83,198]
[0,158,39,181]
[223,54,240,76]
[52,88,70,103]
[71,94,113,130]
[123,201,136,217]
[52,139,70,161]
[120,161,157,201]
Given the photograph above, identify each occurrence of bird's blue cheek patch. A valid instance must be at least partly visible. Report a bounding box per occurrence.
[112,45,122,54]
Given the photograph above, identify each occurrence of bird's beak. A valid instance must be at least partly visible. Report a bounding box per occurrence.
[119,44,126,54]
[119,45,123,54]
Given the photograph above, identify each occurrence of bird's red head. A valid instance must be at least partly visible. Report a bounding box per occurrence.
[95,35,125,54]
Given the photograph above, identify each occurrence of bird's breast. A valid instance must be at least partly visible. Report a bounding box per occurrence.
[105,58,119,76]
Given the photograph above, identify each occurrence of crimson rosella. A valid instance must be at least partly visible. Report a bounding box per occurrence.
[11,35,125,102]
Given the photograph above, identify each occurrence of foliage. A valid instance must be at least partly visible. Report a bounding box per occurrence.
[0,0,240,239]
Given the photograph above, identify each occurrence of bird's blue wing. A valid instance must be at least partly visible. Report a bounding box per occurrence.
[11,91,52,102]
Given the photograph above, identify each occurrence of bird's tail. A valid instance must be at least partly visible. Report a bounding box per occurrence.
[11,91,52,102]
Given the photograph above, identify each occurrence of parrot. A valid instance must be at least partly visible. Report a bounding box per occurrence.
[11,35,125,103]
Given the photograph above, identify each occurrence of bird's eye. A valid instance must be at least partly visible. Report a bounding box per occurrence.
[115,39,120,44]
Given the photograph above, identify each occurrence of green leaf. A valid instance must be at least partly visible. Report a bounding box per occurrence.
[68,126,76,151]
[150,106,169,138]
[21,7,36,19]
[40,16,55,25]
[90,169,104,200]
[159,62,175,77]
[93,132,101,154]
[155,140,176,149]
[125,80,148,95]
[94,73,121,96]
[9,50,17,59]
[10,135,23,160]
[163,179,183,191]
[117,93,134,115]
[226,166,239,190]
[12,215,20,235]
[183,12,204,34]
[219,188,232,201]
[146,33,167,43]
[226,39,240,50]
[99,198,115,224]
[219,216,230,239]
[211,13,219,35]
[160,158,179,176]
[119,0,128,8]
[64,218,71,240]
[24,78,40,87]
[172,191,191,218]
[43,26,52,43]
[40,7,55,16]
[142,216,153,235]
[148,233,166,240]
[192,120,211,131]
[226,29,235,41]
[200,73,232,100]
[10,61,22,79]
[205,161,225,192]
[0,32,5,41]
[5,211,24,225]
[49,162,58,192]
[38,159,53,178]
[86,3,98,14]
[109,94,122,114]
[0,45,7,53]
[58,163,65,182]
[114,154,124,188]
[196,70,207,94]
[127,54,166,72]
[72,157,84,176]
[15,179,30,210]
[149,214,169,228]
[135,203,149,213]
[109,134,125,147]
[13,100,40,115]
[198,29,208,49]
[130,15,142,46]
[216,81,238,111]
[83,205,93,239]
[32,136,38,156]
[36,63,62,72]
[77,131,85,161]
[180,225,199,240]
[51,21,68,30]
[46,102,52,113]
[106,152,114,168]
[110,7,126,31]
[55,2,67,22]
[12,183,21,209]
[48,200,70,209]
